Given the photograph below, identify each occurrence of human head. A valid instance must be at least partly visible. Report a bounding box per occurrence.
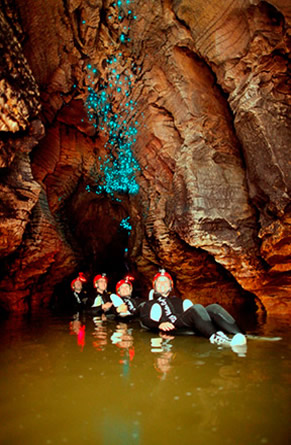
[93,273,108,293]
[152,269,173,297]
[71,272,87,292]
[116,275,134,297]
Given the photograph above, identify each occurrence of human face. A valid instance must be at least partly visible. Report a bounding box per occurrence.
[74,280,83,292]
[154,276,171,296]
[118,283,132,297]
[96,278,107,292]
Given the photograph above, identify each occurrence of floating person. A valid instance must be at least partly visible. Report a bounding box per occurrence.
[90,273,113,315]
[140,269,247,350]
[70,272,88,311]
[110,275,144,319]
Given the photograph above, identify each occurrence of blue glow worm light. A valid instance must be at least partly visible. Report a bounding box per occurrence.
[119,216,132,234]
[84,0,141,199]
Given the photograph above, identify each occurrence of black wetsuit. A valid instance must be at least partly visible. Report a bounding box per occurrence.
[72,289,89,312]
[89,290,112,315]
[110,293,144,320]
[205,303,242,335]
[139,292,242,338]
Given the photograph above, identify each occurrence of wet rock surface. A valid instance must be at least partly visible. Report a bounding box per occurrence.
[0,0,290,313]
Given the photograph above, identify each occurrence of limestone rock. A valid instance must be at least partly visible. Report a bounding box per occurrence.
[0,0,290,314]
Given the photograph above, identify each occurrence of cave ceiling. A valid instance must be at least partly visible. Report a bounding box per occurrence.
[0,0,290,313]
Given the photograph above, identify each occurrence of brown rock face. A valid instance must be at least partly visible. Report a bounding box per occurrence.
[0,0,290,314]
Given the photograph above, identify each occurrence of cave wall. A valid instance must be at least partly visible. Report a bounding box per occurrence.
[0,0,290,313]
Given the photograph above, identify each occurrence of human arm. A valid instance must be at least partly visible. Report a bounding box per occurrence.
[120,296,145,317]
[116,303,128,314]
[159,322,175,332]
[139,301,164,330]
[110,294,131,316]
[102,302,113,311]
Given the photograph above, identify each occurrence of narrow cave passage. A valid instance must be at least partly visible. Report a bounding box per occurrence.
[53,192,142,309]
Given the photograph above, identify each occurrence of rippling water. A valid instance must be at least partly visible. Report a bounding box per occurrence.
[0,311,290,445]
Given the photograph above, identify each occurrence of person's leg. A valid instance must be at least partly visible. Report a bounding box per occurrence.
[175,304,246,346]
[175,304,217,338]
[206,304,242,335]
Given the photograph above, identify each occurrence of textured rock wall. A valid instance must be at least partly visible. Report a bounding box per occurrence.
[0,0,290,313]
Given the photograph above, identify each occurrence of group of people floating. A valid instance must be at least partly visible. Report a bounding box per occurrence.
[70,269,247,350]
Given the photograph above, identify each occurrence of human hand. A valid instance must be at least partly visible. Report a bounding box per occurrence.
[102,302,113,311]
[159,322,175,332]
[117,303,128,314]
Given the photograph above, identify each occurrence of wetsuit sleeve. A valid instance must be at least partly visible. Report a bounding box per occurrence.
[122,297,145,317]
[102,292,112,304]
[110,294,124,307]
[122,297,138,316]
[88,295,103,315]
[139,301,164,330]
[92,295,103,308]
[110,294,131,317]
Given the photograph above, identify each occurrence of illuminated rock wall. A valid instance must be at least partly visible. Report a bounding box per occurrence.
[0,0,290,313]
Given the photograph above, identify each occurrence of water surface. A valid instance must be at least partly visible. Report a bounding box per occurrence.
[0,311,290,445]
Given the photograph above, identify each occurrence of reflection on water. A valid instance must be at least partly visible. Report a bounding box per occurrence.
[0,311,290,445]
[151,334,175,379]
[92,315,108,351]
[111,322,135,379]
[69,313,86,351]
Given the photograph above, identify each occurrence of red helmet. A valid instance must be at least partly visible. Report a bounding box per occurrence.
[93,273,108,287]
[71,272,87,290]
[152,269,173,289]
[116,275,135,295]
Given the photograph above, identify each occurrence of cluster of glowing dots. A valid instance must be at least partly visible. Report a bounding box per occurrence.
[85,0,141,199]
[119,216,132,235]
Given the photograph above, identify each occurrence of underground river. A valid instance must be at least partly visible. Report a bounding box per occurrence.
[0,310,290,445]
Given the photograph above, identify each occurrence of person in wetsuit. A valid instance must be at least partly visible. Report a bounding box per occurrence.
[70,272,88,312]
[89,273,113,315]
[139,269,247,347]
[110,275,144,320]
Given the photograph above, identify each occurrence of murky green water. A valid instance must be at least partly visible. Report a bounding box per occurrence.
[0,311,290,445]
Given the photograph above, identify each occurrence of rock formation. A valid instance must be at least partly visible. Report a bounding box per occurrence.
[0,0,290,314]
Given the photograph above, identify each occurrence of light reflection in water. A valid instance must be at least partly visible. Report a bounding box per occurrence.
[0,312,290,445]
